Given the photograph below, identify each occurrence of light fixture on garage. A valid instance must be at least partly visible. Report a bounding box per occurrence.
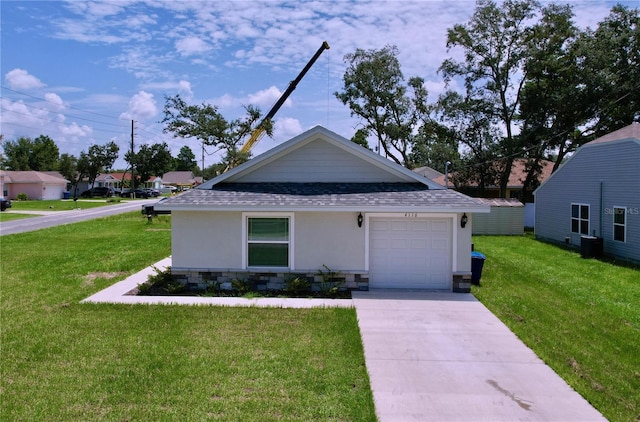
[461,213,468,228]
[357,213,363,227]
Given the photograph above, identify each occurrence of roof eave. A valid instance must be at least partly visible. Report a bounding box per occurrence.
[156,204,491,213]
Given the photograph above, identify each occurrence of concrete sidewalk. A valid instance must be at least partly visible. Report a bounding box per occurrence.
[352,290,605,421]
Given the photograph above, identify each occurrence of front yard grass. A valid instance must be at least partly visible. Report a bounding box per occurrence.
[472,235,640,422]
[8,199,121,211]
[0,213,376,421]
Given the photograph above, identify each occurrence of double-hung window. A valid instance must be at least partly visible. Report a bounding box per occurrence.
[246,215,292,268]
[571,203,590,235]
[613,207,626,242]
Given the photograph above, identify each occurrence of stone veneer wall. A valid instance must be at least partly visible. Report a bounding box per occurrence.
[172,269,370,292]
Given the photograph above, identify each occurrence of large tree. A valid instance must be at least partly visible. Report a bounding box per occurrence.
[126,142,174,186]
[2,135,60,171]
[175,145,197,171]
[162,94,272,169]
[82,141,119,188]
[440,0,540,197]
[578,5,640,136]
[335,45,432,168]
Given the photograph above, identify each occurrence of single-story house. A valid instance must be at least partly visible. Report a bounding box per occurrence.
[472,198,524,235]
[157,126,489,292]
[162,171,202,191]
[534,123,640,264]
[0,171,68,200]
[433,159,554,227]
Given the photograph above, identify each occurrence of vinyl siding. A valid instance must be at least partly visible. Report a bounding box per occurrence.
[231,138,410,183]
[535,139,640,263]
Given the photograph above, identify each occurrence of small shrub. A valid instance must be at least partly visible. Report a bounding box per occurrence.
[231,278,253,294]
[146,265,174,288]
[137,281,153,295]
[166,280,186,294]
[16,193,28,201]
[284,276,311,296]
[316,265,344,297]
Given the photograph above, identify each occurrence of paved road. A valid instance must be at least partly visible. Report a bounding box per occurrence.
[0,199,158,236]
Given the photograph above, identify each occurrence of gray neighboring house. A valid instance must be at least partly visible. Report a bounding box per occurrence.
[534,123,640,264]
[157,126,489,292]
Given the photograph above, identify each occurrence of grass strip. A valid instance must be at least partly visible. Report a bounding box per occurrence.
[0,212,375,421]
[472,235,639,422]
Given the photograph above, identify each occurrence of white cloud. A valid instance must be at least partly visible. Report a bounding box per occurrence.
[4,68,45,90]
[175,36,211,56]
[119,91,157,120]
[248,86,291,108]
[274,117,302,139]
[60,122,92,137]
[43,92,66,112]
[141,80,193,98]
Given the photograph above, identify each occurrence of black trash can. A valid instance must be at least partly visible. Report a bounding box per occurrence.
[580,236,603,259]
[471,251,486,285]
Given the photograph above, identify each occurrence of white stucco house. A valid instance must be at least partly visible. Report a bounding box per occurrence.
[157,126,489,292]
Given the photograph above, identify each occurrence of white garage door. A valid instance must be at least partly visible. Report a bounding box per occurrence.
[369,217,452,289]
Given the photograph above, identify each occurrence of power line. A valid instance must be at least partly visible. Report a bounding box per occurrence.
[1,85,127,121]
[0,106,127,136]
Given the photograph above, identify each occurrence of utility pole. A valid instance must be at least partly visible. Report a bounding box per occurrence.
[131,120,135,190]
[202,141,205,174]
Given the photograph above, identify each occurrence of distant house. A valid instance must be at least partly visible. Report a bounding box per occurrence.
[157,126,489,292]
[534,123,640,264]
[433,159,554,202]
[0,171,68,200]
[413,165,444,182]
[161,171,201,191]
[433,158,554,227]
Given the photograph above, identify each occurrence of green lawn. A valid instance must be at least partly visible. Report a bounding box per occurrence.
[472,235,640,422]
[0,213,376,421]
[8,199,121,211]
[0,212,37,222]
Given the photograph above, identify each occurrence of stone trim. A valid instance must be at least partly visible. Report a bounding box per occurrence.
[172,269,369,292]
[452,272,472,293]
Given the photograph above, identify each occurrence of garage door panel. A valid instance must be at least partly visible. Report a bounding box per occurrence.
[370,217,451,289]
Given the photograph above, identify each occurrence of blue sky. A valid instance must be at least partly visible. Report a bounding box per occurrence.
[0,0,629,169]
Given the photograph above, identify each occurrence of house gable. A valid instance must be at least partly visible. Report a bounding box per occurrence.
[201,126,443,188]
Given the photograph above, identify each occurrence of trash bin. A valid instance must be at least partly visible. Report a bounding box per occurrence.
[580,236,603,259]
[63,191,71,199]
[471,251,486,285]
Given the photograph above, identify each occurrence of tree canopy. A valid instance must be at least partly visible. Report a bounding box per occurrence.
[2,135,60,171]
[161,94,272,169]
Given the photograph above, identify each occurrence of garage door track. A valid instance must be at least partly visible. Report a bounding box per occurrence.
[352,290,605,421]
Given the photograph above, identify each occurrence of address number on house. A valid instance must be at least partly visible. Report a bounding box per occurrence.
[404,213,418,218]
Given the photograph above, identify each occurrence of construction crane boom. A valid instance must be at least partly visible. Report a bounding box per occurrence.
[236,41,330,159]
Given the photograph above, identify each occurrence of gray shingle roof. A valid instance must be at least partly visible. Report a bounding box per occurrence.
[158,182,487,211]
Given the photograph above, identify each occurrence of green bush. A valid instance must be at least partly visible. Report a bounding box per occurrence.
[16,193,28,201]
[284,276,312,296]
[231,278,253,294]
[316,265,344,297]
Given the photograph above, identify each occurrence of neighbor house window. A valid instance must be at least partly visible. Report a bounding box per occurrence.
[571,203,590,235]
[613,207,626,242]
[246,216,291,267]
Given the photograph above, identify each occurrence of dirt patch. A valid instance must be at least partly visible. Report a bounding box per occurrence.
[83,272,126,287]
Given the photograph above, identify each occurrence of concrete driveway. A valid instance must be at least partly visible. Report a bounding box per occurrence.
[352,290,606,422]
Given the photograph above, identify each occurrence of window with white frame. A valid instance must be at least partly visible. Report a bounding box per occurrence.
[246,216,291,267]
[571,203,590,235]
[613,207,626,242]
